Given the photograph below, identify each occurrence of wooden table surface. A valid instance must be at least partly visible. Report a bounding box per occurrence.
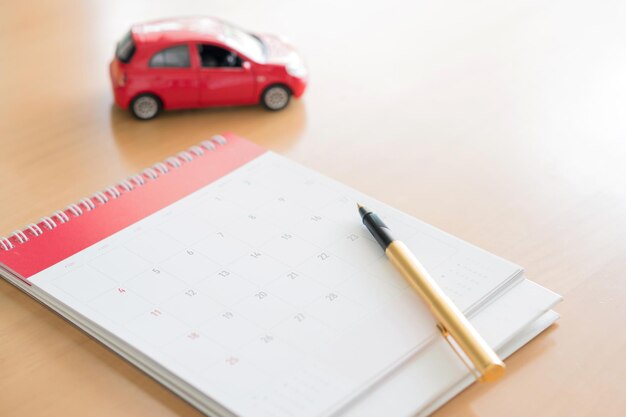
[1,0,625,416]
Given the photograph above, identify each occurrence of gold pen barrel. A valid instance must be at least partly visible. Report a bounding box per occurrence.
[386,240,505,382]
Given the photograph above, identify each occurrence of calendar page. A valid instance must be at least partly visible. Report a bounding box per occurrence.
[23,149,521,417]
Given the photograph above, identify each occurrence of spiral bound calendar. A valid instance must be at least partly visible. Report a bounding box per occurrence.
[0,133,537,417]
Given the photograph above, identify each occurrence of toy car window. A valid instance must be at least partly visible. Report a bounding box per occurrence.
[197,44,242,68]
[116,31,136,63]
[221,22,266,63]
[149,45,191,68]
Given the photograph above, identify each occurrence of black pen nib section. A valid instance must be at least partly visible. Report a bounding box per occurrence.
[361,210,394,250]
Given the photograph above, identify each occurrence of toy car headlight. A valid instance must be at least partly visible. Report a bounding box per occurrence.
[286,63,307,78]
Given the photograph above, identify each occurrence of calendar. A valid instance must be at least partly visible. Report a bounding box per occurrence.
[0,134,522,417]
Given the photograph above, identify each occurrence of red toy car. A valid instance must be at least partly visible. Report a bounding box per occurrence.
[109,17,308,120]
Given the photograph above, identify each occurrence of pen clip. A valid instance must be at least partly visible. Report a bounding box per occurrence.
[437,324,481,380]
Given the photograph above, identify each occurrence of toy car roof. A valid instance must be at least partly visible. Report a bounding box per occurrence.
[131,17,228,45]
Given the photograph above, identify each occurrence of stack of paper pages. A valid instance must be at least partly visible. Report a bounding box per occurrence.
[0,134,561,417]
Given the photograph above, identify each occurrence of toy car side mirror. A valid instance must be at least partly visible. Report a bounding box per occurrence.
[242,61,252,70]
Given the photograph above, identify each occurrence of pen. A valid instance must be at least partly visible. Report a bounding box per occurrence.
[357,203,505,382]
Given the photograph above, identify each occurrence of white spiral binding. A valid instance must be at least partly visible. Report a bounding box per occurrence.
[92,192,109,204]
[118,179,134,192]
[200,140,216,151]
[80,198,96,211]
[65,205,82,217]
[0,135,227,251]
[177,151,193,162]
[153,162,169,174]
[40,217,57,230]
[189,145,204,156]
[129,174,146,186]
[165,157,182,168]
[27,223,43,236]
[11,230,28,243]
[106,186,121,199]
[0,237,13,251]
[212,134,227,145]
[143,168,159,180]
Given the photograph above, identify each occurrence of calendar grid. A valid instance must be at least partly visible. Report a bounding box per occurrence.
[31,150,521,417]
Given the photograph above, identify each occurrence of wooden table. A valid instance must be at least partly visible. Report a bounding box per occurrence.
[1,0,625,416]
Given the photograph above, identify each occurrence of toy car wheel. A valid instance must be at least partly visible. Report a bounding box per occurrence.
[261,85,291,111]
[131,94,161,120]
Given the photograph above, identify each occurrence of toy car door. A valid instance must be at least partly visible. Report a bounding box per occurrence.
[196,44,256,106]
[146,44,199,109]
